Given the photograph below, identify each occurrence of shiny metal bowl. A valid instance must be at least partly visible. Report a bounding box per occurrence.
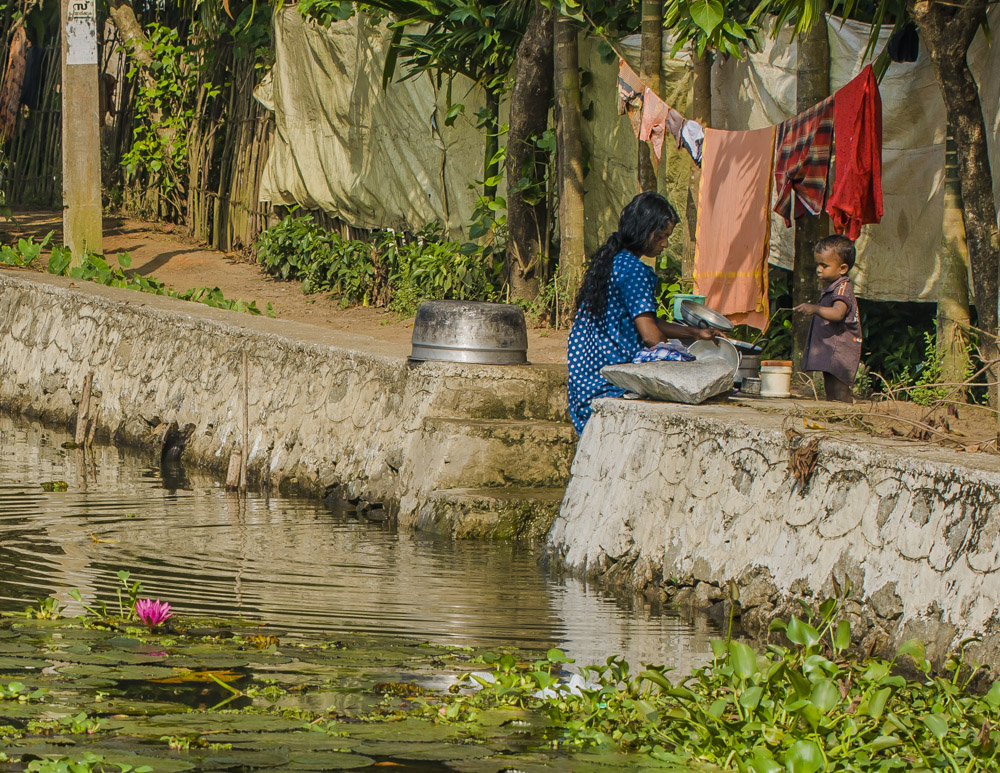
[410,300,528,364]
[680,299,735,332]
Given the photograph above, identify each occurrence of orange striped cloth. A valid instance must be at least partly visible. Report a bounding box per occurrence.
[693,126,776,331]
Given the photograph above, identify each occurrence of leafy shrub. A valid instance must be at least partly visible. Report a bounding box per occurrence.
[2,233,272,317]
[254,214,503,315]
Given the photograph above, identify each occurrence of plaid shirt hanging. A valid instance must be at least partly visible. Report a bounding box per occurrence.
[773,95,835,226]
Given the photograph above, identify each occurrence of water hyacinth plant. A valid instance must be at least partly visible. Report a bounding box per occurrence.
[134,599,173,630]
[419,595,1000,771]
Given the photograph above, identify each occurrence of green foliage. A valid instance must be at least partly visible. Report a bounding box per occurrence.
[297,0,359,26]
[24,596,63,620]
[66,570,143,624]
[857,300,935,387]
[26,238,274,317]
[0,231,52,267]
[1,680,47,703]
[122,23,202,215]
[24,751,146,773]
[417,598,1000,771]
[666,0,763,59]
[255,214,503,315]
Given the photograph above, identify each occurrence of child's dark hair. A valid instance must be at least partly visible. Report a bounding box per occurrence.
[814,234,856,270]
[575,192,680,319]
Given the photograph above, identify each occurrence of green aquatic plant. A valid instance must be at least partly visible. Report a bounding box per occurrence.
[419,597,1000,771]
[1,680,47,702]
[25,595,63,620]
[29,712,106,736]
[66,570,145,623]
[26,753,151,773]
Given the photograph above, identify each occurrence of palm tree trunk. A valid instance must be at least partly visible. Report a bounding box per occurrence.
[637,0,662,193]
[910,0,1000,407]
[483,84,500,200]
[505,0,553,302]
[553,15,585,315]
[791,1,829,370]
[938,126,971,392]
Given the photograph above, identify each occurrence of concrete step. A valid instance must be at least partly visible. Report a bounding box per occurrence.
[418,417,577,489]
[417,486,566,540]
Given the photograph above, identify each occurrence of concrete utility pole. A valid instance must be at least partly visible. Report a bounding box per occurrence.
[61,0,102,262]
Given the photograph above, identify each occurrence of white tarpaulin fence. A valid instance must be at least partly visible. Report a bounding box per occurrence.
[260,9,1000,303]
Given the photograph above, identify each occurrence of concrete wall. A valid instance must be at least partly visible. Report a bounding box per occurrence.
[0,272,573,527]
[549,399,1000,664]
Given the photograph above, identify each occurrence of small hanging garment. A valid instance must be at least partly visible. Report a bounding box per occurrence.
[665,108,685,146]
[694,126,776,331]
[680,120,705,165]
[617,60,645,137]
[773,95,835,226]
[826,65,883,239]
[639,87,668,162]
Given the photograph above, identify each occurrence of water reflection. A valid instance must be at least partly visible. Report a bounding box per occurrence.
[0,413,717,672]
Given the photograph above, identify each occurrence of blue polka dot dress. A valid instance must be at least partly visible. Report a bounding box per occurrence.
[567,249,658,434]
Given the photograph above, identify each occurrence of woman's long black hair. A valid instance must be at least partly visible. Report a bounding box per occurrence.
[574,192,679,320]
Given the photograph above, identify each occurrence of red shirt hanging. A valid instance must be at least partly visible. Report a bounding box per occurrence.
[825,65,883,239]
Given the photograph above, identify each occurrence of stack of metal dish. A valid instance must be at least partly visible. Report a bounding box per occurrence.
[409,300,528,365]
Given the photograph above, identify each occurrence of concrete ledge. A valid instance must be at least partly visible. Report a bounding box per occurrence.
[0,271,573,532]
[549,398,1000,664]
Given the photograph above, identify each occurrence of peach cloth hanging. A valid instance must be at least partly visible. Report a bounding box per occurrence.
[693,126,776,331]
[638,88,668,161]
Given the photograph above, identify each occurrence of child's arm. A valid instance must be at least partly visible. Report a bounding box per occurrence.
[793,300,849,322]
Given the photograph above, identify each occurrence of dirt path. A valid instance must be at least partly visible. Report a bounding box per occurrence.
[0,211,570,365]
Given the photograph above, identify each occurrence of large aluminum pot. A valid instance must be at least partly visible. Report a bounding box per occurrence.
[410,300,528,364]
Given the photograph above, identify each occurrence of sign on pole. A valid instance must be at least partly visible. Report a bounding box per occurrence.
[66,1,98,66]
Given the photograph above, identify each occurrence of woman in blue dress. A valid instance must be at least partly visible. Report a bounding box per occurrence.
[567,192,716,434]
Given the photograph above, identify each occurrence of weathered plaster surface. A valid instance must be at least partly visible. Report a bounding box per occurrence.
[0,272,574,528]
[549,399,1000,662]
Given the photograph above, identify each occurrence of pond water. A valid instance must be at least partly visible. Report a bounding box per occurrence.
[0,413,717,674]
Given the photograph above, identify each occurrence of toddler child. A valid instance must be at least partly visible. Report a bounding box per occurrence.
[794,234,863,403]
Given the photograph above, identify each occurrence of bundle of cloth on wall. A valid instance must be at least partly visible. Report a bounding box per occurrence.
[617,60,883,331]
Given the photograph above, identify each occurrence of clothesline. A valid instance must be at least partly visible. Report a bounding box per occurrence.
[612,56,884,331]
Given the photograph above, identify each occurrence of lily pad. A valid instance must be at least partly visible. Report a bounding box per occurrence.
[148,711,307,732]
[318,717,462,742]
[0,656,52,670]
[284,751,375,769]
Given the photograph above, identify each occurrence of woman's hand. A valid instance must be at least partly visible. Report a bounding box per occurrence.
[695,327,718,341]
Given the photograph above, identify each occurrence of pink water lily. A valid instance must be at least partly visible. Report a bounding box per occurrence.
[135,598,173,630]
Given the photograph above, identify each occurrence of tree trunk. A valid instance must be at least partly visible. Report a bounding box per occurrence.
[107,0,154,71]
[683,50,711,283]
[553,16,585,317]
[938,127,972,391]
[482,84,501,201]
[792,1,830,372]
[637,0,662,193]
[505,0,553,302]
[910,0,1000,406]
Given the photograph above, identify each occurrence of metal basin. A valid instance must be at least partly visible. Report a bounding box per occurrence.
[410,300,528,364]
[679,299,735,332]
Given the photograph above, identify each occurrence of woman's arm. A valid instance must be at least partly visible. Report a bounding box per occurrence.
[634,313,717,347]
